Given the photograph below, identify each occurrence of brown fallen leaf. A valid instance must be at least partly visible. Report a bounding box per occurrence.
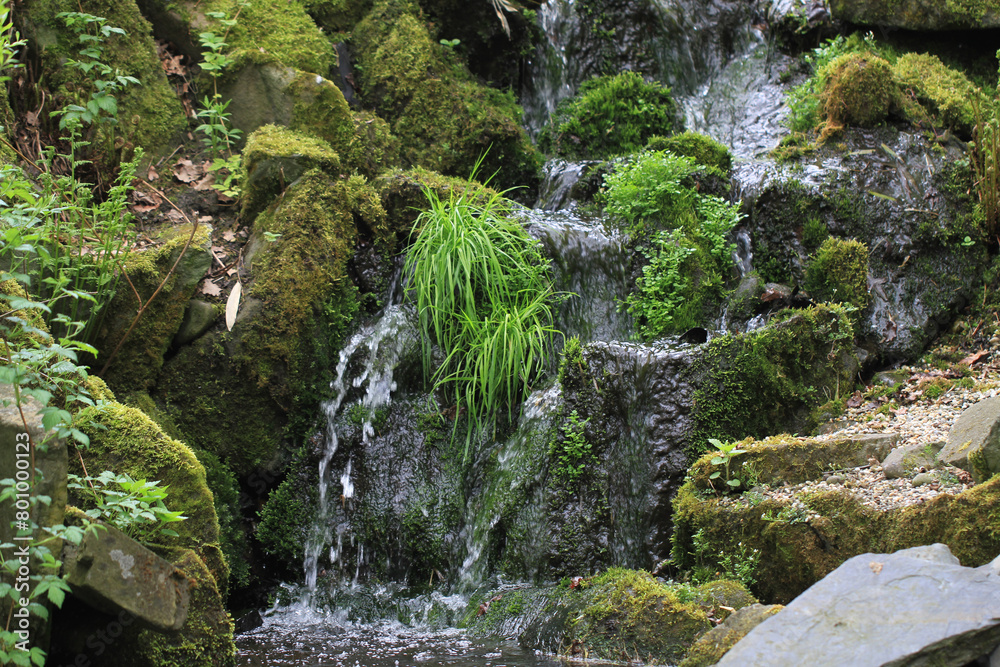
[147,165,159,181]
[200,281,222,297]
[173,158,202,183]
[131,190,161,213]
[869,561,883,575]
[193,171,216,191]
[959,350,989,367]
[223,230,237,242]
[846,391,864,409]
[198,215,214,224]
[166,209,185,224]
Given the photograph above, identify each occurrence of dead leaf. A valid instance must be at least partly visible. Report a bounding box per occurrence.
[199,215,214,224]
[200,281,222,297]
[226,268,237,276]
[223,230,237,242]
[131,190,162,213]
[211,245,226,255]
[193,171,216,191]
[846,391,864,409]
[173,158,202,183]
[869,561,883,575]
[166,209,185,224]
[960,350,989,367]
[226,281,242,331]
[147,165,159,181]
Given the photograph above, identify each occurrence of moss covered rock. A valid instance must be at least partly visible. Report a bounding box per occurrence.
[803,236,870,312]
[546,71,680,160]
[352,0,539,192]
[72,400,228,591]
[829,0,1000,30]
[646,131,733,175]
[820,53,895,133]
[679,603,784,667]
[893,53,979,136]
[468,571,757,665]
[22,0,186,161]
[672,475,1000,604]
[96,224,212,393]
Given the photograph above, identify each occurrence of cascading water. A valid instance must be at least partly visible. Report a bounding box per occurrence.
[237,2,804,664]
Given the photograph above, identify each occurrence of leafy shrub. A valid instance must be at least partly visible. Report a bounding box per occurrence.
[68,471,187,543]
[545,71,679,159]
[645,132,733,174]
[602,152,742,338]
[404,169,561,454]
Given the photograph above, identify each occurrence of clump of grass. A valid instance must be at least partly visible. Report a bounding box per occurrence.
[404,167,562,455]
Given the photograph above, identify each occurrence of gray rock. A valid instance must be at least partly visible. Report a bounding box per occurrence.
[939,396,1000,482]
[825,474,845,485]
[872,370,908,387]
[679,604,784,667]
[717,544,1000,667]
[882,441,943,479]
[911,472,937,486]
[61,520,190,632]
[172,299,217,348]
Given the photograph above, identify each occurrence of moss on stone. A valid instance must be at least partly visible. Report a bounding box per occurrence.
[343,110,401,179]
[352,0,539,191]
[672,475,1000,604]
[72,400,228,593]
[286,71,356,154]
[97,224,212,393]
[255,456,317,569]
[25,0,186,161]
[545,72,680,160]
[803,236,870,312]
[678,603,783,667]
[200,0,335,75]
[687,305,858,457]
[819,53,894,137]
[646,132,733,175]
[301,0,373,33]
[893,52,979,136]
[240,124,342,223]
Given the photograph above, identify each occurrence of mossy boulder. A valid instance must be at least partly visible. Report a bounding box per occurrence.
[301,0,373,33]
[646,132,733,175]
[240,124,343,223]
[20,0,186,162]
[671,475,1000,604]
[352,0,540,192]
[72,399,228,593]
[679,603,784,667]
[803,236,870,312]
[829,0,1000,30]
[820,53,895,133]
[892,53,979,136]
[96,224,213,393]
[545,71,680,160]
[467,570,757,665]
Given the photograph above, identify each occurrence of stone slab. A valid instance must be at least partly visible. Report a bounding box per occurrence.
[941,395,1000,482]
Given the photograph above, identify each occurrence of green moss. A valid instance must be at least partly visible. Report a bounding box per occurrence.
[286,71,356,155]
[193,449,251,591]
[893,52,979,135]
[27,0,186,160]
[352,0,540,190]
[545,72,679,160]
[240,124,342,223]
[819,52,895,137]
[97,225,212,393]
[256,458,316,569]
[72,400,228,592]
[301,0,373,32]
[646,132,733,175]
[202,0,335,75]
[687,305,858,457]
[672,474,1000,604]
[803,237,870,311]
[343,110,401,178]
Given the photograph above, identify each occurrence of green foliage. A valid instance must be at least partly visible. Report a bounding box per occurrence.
[893,52,979,135]
[545,72,679,160]
[707,438,747,491]
[404,167,561,455]
[196,12,244,198]
[550,409,593,484]
[820,52,894,131]
[602,151,741,338]
[803,237,871,311]
[68,471,187,542]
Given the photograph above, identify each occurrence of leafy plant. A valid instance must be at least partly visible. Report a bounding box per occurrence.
[68,471,187,543]
[718,542,760,589]
[404,164,562,456]
[708,438,747,490]
[551,409,593,484]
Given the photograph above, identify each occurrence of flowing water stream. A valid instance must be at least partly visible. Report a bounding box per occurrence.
[237,1,795,663]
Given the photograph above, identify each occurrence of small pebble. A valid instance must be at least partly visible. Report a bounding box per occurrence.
[826,474,845,485]
[911,472,937,486]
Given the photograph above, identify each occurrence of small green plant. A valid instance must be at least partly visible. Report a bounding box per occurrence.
[551,409,593,484]
[718,542,760,589]
[68,471,187,543]
[708,438,747,490]
[440,38,461,49]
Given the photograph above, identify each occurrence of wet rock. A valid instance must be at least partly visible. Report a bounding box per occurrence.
[716,544,1000,667]
[233,610,263,635]
[882,441,943,479]
[940,396,1000,483]
[829,0,1000,30]
[679,603,784,667]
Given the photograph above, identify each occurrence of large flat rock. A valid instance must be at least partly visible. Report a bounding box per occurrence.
[940,395,1000,482]
[717,544,1000,666]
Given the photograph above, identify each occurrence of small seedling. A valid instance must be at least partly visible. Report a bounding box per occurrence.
[708,437,747,490]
